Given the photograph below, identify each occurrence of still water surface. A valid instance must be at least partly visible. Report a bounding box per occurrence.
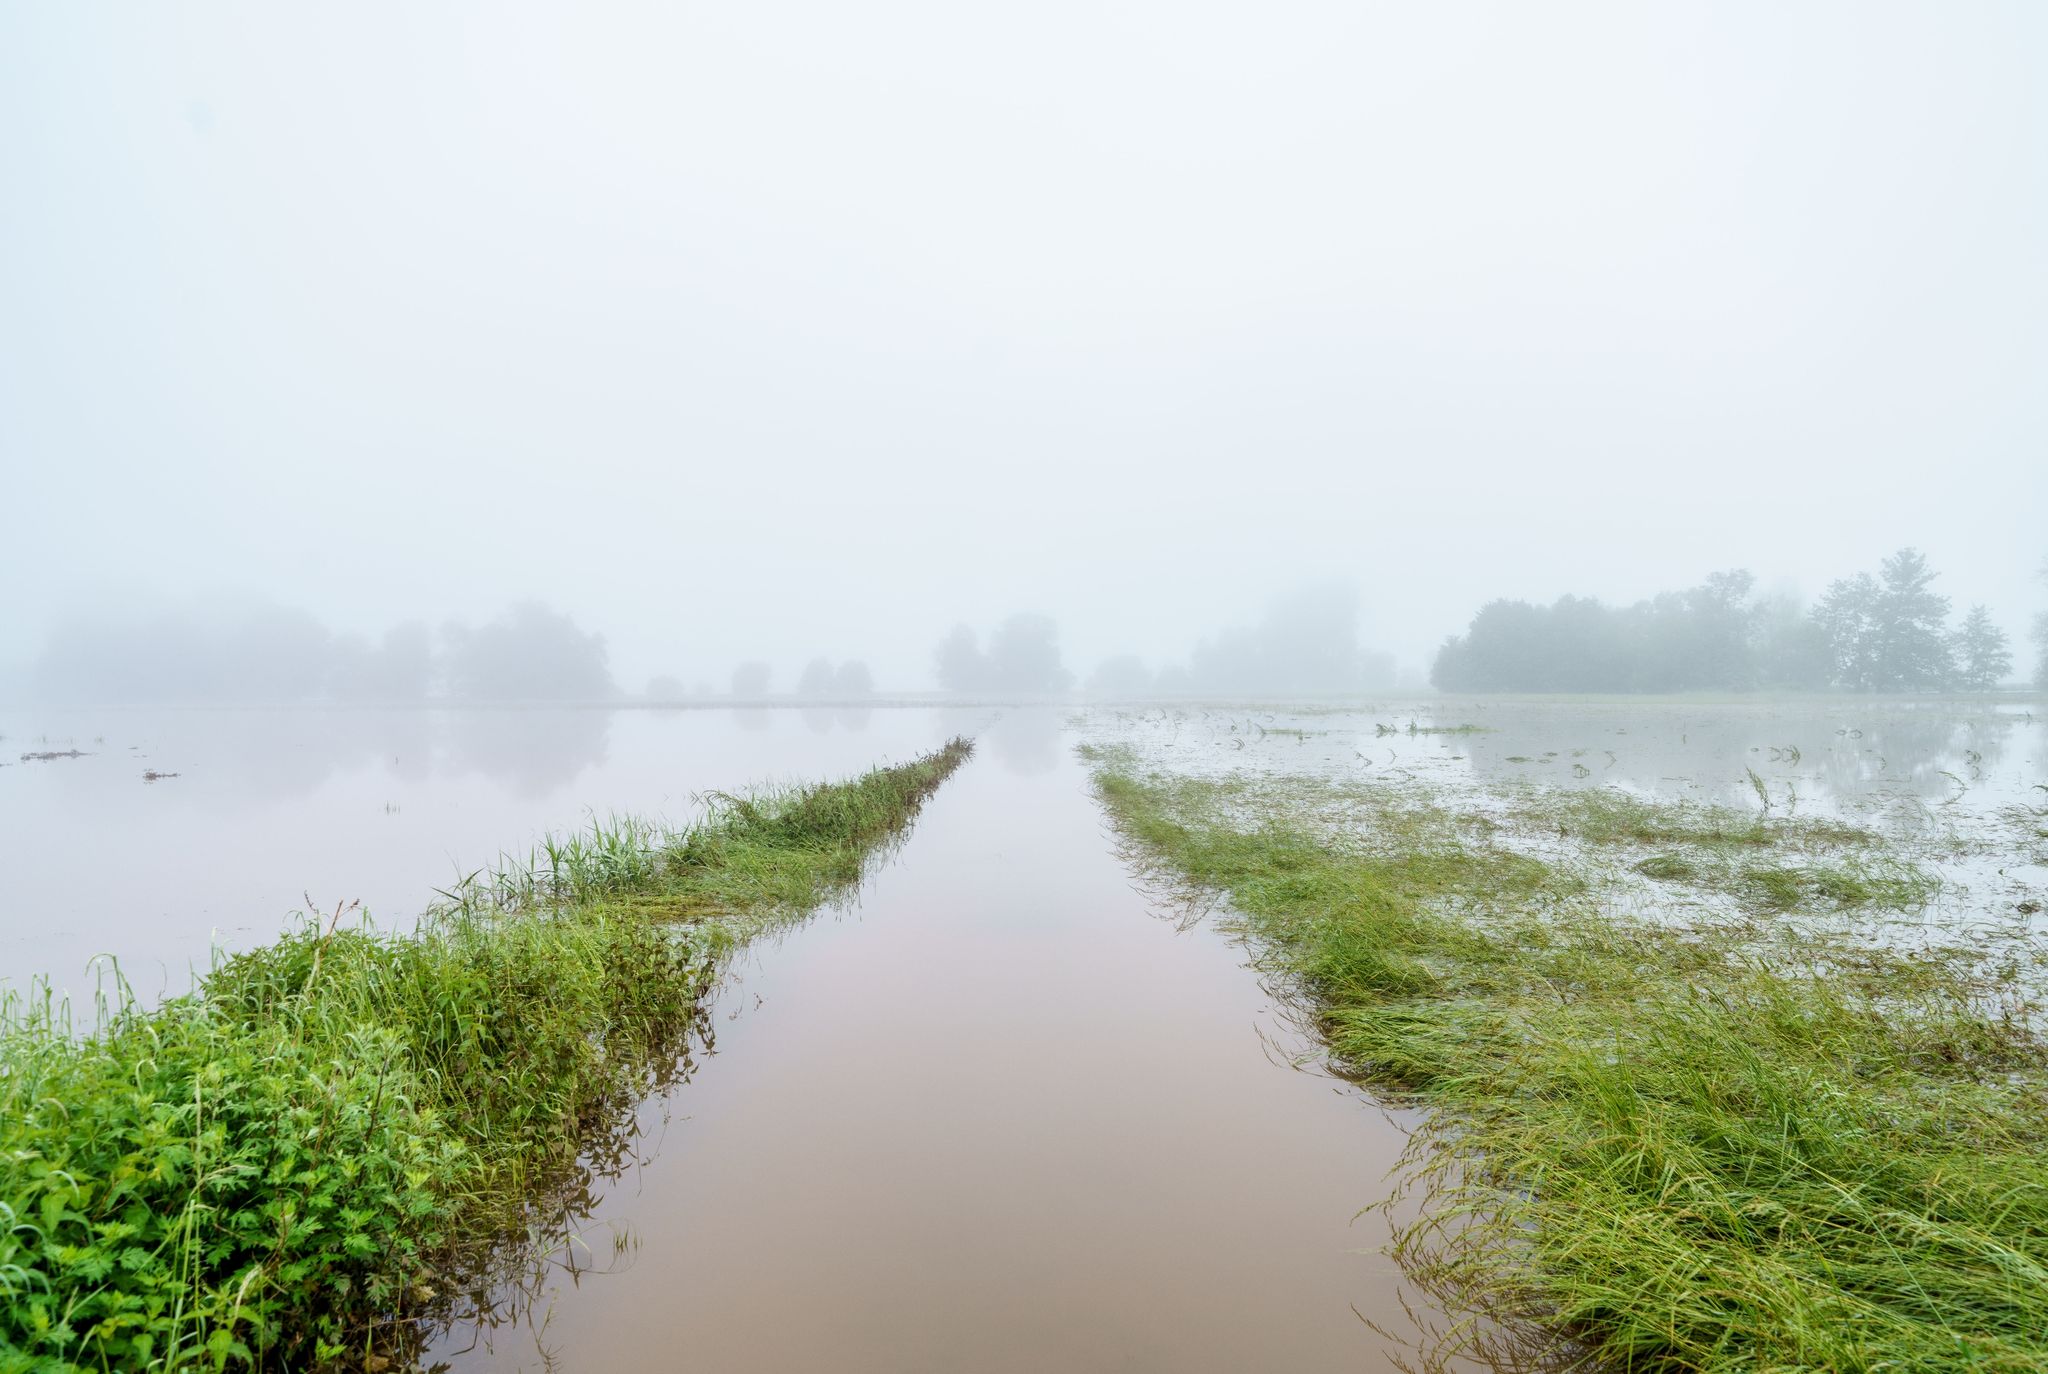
[430,730,1461,1371]
[12,698,2034,1369]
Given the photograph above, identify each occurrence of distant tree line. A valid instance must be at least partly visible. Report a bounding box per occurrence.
[934,613,1072,694]
[1083,584,1396,699]
[27,600,618,703]
[1431,549,2017,694]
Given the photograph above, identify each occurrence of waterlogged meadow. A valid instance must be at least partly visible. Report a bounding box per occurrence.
[1081,697,2048,1371]
[0,740,971,1372]
[3,698,2044,1373]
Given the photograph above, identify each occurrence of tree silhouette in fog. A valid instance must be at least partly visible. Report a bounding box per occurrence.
[1434,550,2014,694]
[1951,606,2012,691]
[329,623,433,702]
[933,615,1070,694]
[1813,549,1958,692]
[795,657,874,698]
[443,603,617,701]
[729,661,771,698]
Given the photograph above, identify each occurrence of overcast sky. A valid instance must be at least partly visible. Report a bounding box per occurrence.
[3,2,2042,688]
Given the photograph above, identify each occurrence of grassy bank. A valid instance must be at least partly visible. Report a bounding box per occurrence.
[0,738,971,1374]
[1084,747,2048,1373]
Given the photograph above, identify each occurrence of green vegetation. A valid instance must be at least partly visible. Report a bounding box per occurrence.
[0,739,971,1373]
[1084,748,2048,1373]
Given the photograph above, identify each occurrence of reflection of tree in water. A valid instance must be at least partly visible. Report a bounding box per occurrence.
[1445,701,2025,807]
[444,708,612,798]
[978,708,1062,777]
[1804,705,2018,802]
[43,708,440,808]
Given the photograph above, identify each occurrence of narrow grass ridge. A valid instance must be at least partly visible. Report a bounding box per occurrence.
[0,738,972,1374]
[1085,747,2048,1373]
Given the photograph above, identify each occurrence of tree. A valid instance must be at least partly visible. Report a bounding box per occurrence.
[796,657,836,697]
[1813,550,1955,692]
[1086,654,1154,698]
[645,674,686,700]
[444,603,616,701]
[1870,548,1955,691]
[933,625,987,693]
[984,613,1071,694]
[328,622,433,702]
[833,660,874,696]
[730,661,770,697]
[1752,591,1832,690]
[1950,605,2011,690]
[1812,573,1882,691]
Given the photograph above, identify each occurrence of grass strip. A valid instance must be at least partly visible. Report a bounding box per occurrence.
[1085,748,2048,1373]
[0,738,972,1373]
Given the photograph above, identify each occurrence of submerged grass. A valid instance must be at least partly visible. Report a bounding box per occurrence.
[0,738,972,1374]
[1084,746,2048,1373]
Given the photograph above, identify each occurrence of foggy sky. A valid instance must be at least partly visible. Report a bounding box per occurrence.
[3,2,2042,690]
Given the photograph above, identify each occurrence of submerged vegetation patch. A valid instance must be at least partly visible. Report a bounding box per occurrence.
[0,738,972,1373]
[1085,750,2048,1373]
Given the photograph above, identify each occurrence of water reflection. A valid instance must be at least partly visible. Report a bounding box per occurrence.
[445,708,612,797]
[954,707,1062,776]
[0,706,961,1001]
[1425,699,2037,810]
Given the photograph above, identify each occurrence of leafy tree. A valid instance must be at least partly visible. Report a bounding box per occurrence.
[329,622,433,702]
[644,674,686,700]
[443,603,616,701]
[729,661,771,697]
[1085,654,1154,698]
[985,613,1071,694]
[832,660,874,696]
[1182,583,1381,695]
[1812,573,1883,691]
[1752,591,1833,689]
[1950,605,2012,690]
[797,657,836,696]
[1869,548,1955,690]
[935,617,1070,694]
[933,624,987,693]
[1812,549,1957,691]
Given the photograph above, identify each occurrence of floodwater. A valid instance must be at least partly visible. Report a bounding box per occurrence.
[7,696,2039,1369]
[1078,697,2048,955]
[429,716,1466,1372]
[0,704,968,1003]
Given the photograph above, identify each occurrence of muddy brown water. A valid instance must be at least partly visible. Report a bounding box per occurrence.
[427,726,1472,1372]
[7,697,2038,1368]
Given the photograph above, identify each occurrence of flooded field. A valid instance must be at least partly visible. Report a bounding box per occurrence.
[1083,696,2048,961]
[0,705,967,1001]
[4,697,2042,1369]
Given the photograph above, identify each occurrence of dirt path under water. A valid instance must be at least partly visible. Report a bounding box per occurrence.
[432,728,1482,1371]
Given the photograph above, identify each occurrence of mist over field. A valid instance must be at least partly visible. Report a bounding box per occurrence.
[6,11,2048,1374]
[3,2,2043,699]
